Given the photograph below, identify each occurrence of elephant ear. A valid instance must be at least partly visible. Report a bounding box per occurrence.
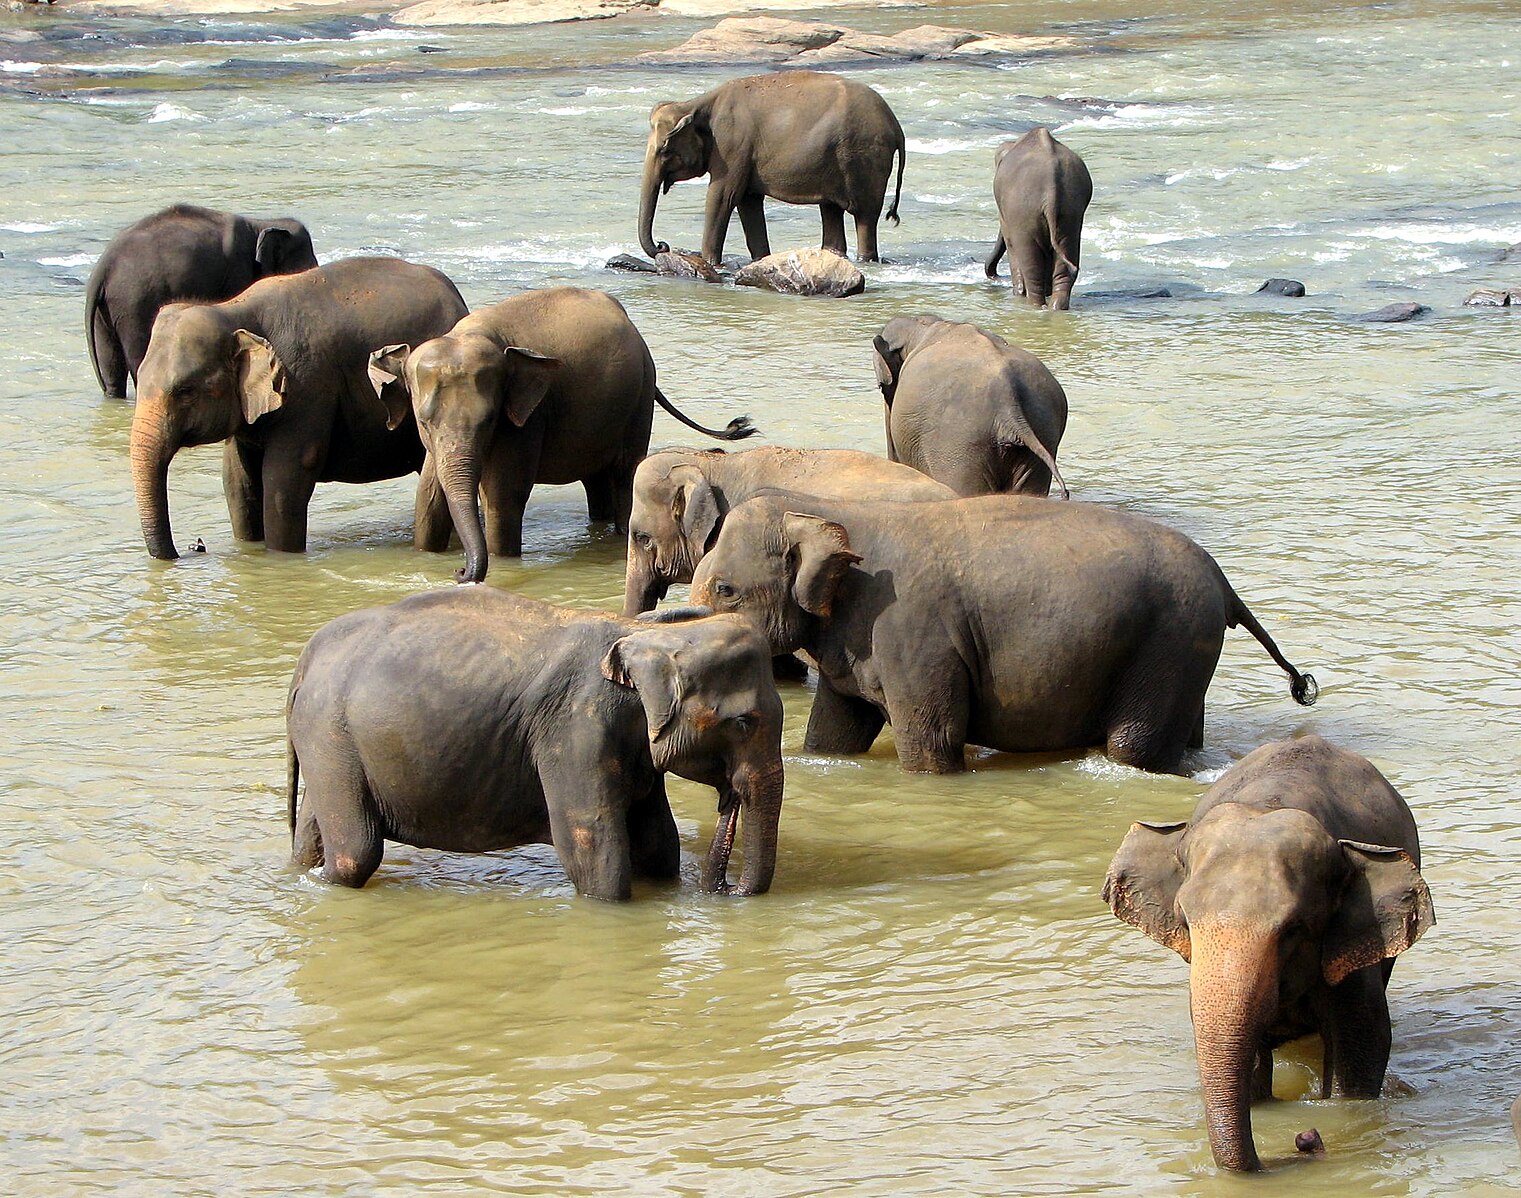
[871,335,903,403]
[254,226,294,274]
[669,465,722,557]
[782,512,861,619]
[234,329,286,425]
[601,630,682,744]
[1321,841,1434,986]
[367,344,414,430]
[501,346,560,428]
[1103,821,1192,961]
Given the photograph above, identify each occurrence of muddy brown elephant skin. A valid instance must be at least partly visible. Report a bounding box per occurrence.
[984,128,1093,310]
[1105,736,1434,1172]
[129,257,468,561]
[638,71,906,266]
[622,444,955,616]
[367,288,754,583]
[86,204,318,400]
[872,315,1070,498]
[286,589,785,899]
[690,493,1317,774]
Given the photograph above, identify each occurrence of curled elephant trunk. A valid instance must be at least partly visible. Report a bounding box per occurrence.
[436,449,487,584]
[638,155,669,259]
[623,550,671,617]
[130,399,179,560]
[701,760,783,896]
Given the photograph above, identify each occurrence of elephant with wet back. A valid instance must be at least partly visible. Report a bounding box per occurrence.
[130,256,467,561]
[1105,736,1434,1172]
[87,204,318,400]
[984,127,1093,310]
[287,589,785,899]
[639,70,906,266]
[366,287,754,583]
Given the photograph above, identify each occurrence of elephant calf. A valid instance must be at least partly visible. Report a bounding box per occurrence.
[623,444,954,615]
[691,493,1317,774]
[1105,736,1434,1171]
[286,589,784,899]
[984,128,1093,310]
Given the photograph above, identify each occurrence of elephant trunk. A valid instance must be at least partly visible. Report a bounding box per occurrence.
[1189,924,1277,1172]
[130,399,179,560]
[638,153,669,259]
[702,759,783,896]
[623,549,671,616]
[436,445,487,584]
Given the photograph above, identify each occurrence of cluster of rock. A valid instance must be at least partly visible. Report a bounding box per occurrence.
[608,247,865,298]
[1463,288,1521,307]
[636,17,1075,65]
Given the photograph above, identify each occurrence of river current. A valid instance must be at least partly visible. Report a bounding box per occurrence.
[1,0,1518,1192]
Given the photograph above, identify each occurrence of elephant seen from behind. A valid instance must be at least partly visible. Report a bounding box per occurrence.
[87,204,318,399]
[638,70,906,266]
[366,287,754,583]
[1105,736,1433,1172]
[984,128,1093,310]
[287,590,785,899]
[130,256,468,561]
[873,315,1070,498]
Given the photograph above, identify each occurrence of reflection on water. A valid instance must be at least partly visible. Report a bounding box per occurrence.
[1,0,1518,1193]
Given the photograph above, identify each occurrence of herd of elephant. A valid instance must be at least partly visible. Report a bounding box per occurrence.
[83,68,1460,1176]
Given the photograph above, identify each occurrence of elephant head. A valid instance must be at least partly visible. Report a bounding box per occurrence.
[1104,807,1434,1171]
[251,219,318,277]
[639,101,711,258]
[623,452,727,615]
[691,500,861,654]
[601,615,785,894]
[369,333,559,584]
[131,304,286,560]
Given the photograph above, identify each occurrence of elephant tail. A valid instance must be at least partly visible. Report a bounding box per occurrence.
[655,387,758,442]
[286,736,301,837]
[1046,205,1078,279]
[84,269,111,396]
[885,140,905,227]
[1227,590,1319,706]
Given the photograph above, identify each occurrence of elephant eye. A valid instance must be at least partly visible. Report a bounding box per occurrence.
[634,532,652,549]
[714,581,736,599]
[729,714,756,735]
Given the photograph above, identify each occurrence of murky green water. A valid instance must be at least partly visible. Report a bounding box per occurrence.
[2,0,1518,1191]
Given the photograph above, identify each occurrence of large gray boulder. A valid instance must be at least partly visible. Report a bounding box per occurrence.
[734,248,865,297]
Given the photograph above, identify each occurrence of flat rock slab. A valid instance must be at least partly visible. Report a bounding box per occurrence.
[734,248,865,297]
[1463,288,1515,307]
[1356,302,1429,323]
[392,0,911,25]
[1257,278,1306,297]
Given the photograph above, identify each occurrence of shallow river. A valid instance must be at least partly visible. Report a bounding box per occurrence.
[2,0,1518,1192]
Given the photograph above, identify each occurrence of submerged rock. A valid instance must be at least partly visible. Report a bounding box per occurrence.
[1356,301,1428,323]
[1083,286,1173,301]
[655,249,723,282]
[1257,278,1306,297]
[1463,288,1512,307]
[734,248,865,298]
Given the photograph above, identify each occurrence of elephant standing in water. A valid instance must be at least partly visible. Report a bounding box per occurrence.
[623,444,954,615]
[86,204,318,399]
[1105,736,1434,1172]
[692,493,1317,774]
[130,257,467,560]
[984,128,1092,310]
[638,71,906,265]
[873,316,1070,498]
[287,589,785,899]
[366,287,754,583]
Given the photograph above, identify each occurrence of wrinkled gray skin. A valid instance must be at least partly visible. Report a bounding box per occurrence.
[287,589,785,899]
[873,315,1070,498]
[130,257,467,561]
[368,288,753,583]
[639,70,906,265]
[1105,736,1434,1172]
[984,128,1093,310]
[691,493,1317,774]
[623,444,954,616]
[86,204,318,399]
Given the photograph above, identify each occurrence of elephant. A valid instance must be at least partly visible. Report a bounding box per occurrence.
[638,70,906,266]
[872,315,1070,498]
[622,444,955,616]
[86,204,318,400]
[365,287,754,583]
[130,256,467,561]
[984,128,1093,310]
[1104,736,1434,1172]
[690,492,1317,774]
[286,588,785,899]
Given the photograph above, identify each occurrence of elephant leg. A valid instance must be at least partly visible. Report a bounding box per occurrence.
[737,194,771,261]
[414,452,453,552]
[626,776,680,881]
[883,665,970,774]
[1250,1049,1275,1102]
[852,206,882,263]
[820,203,849,258]
[701,178,741,266]
[772,653,809,682]
[1012,238,1055,308]
[1104,633,1220,774]
[223,438,264,543]
[1189,703,1206,750]
[883,402,898,462]
[91,311,129,400]
[583,468,617,524]
[804,677,886,754]
[261,449,320,554]
[1323,968,1393,1098]
[298,752,384,887]
[541,764,632,901]
[117,317,155,395]
[291,792,323,871]
[482,431,540,559]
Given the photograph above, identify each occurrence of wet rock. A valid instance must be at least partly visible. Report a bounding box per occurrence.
[1494,242,1521,263]
[1084,286,1173,301]
[1463,288,1512,307]
[1295,1128,1325,1156]
[655,249,722,282]
[416,44,449,53]
[1356,301,1428,323]
[606,253,660,274]
[734,248,865,298]
[394,0,654,28]
[1257,278,1306,297]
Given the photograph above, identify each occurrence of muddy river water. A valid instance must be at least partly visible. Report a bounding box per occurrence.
[1,0,1518,1192]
